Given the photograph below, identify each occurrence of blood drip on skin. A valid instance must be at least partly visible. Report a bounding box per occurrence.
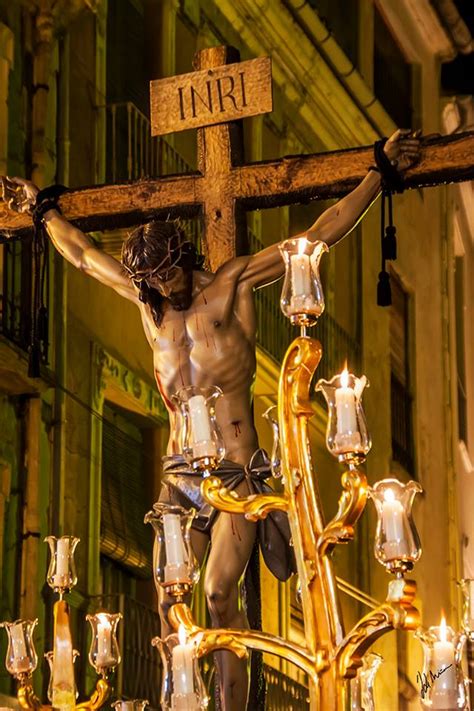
[230,515,242,541]
[154,370,174,411]
[231,421,241,438]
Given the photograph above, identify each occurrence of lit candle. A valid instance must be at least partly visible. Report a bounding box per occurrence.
[171,625,198,710]
[96,615,114,668]
[54,537,70,587]
[188,395,217,459]
[289,239,313,314]
[431,616,457,709]
[469,580,474,626]
[163,513,188,583]
[381,489,409,561]
[334,368,362,453]
[10,623,30,674]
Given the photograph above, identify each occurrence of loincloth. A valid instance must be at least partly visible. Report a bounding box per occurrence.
[159,448,296,581]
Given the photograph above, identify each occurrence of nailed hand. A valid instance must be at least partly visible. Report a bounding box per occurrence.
[383,129,422,172]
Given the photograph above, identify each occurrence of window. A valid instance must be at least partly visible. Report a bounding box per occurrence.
[390,273,414,473]
[374,7,413,128]
[100,403,152,595]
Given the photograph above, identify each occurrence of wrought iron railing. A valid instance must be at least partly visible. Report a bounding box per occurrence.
[0,238,50,366]
[249,229,361,379]
[263,664,309,709]
[391,372,415,473]
[103,101,194,183]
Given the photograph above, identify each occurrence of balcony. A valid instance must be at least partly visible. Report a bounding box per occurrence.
[0,238,49,369]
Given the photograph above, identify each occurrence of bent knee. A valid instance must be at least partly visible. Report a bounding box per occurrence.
[205,581,237,622]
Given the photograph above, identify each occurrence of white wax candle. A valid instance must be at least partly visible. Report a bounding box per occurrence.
[188,396,211,442]
[172,629,194,697]
[163,513,188,583]
[54,538,70,586]
[97,619,113,667]
[335,381,358,435]
[432,623,457,709]
[10,624,30,674]
[290,253,311,297]
[381,491,409,560]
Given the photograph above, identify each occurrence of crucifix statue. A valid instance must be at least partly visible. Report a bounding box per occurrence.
[1,45,474,711]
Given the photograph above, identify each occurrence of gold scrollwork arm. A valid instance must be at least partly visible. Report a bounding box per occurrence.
[335,578,420,679]
[317,468,368,556]
[200,476,289,521]
[17,682,46,711]
[76,677,112,711]
[169,603,322,682]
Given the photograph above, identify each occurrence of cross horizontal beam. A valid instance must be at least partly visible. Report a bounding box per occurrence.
[1,131,473,237]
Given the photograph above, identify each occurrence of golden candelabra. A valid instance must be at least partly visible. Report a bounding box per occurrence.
[153,237,425,710]
[1,536,121,711]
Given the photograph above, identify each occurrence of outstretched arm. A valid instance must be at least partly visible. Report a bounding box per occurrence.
[235,129,421,290]
[1,177,137,303]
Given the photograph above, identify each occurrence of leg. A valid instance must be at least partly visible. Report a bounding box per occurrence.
[157,484,210,636]
[204,486,257,711]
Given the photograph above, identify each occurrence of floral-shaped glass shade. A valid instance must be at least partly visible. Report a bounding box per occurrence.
[1,619,38,677]
[415,618,467,709]
[44,536,80,592]
[368,478,422,574]
[45,649,80,702]
[152,625,208,711]
[459,579,474,640]
[350,653,383,711]
[262,405,281,479]
[145,504,199,592]
[86,612,122,673]
[172,386,225,471]
[279,237,328,327]
[112,701,149,711]
[315,369,371,463]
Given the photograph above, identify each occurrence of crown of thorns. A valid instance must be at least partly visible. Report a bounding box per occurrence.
[122,221,193,282]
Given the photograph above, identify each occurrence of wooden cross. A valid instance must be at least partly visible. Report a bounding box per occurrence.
[1,45,474,272]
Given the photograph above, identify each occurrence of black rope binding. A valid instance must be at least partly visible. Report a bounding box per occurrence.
[28,184,68,377]
[374,138,404,307]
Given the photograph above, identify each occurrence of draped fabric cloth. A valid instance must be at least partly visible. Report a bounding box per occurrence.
[160,448,296,581]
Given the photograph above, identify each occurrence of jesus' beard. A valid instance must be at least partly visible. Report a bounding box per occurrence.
[166,270,193,311]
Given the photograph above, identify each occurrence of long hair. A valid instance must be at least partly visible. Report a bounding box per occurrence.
[121,221,204,326]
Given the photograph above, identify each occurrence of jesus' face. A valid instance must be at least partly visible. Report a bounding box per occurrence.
[146,266,193,311]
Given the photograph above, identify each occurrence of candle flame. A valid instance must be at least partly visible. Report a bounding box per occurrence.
[96,613,111,629]
[439,613,447,642]
[178,623,187,646]
[340,368,349,388]
[297,237,307,256]
[384,488,395,503]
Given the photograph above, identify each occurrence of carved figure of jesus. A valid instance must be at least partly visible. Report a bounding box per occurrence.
[2,128,420,711]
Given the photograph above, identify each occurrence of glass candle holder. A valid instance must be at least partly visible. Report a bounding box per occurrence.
[315,368,371,464]
[44,535,80,593]
[262,405,281,479]
[112,701,149,711]
[86,612,122,674]
[415,619,467,709]
[145,504,199,595]
[45,649,80,702]
[279,236,328,327]
[350,653,383,711]
[1,619,38,678]
[152,625,208,711]
[172,386,225,472]
[458,579,474,639]
[368,478,422,574]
